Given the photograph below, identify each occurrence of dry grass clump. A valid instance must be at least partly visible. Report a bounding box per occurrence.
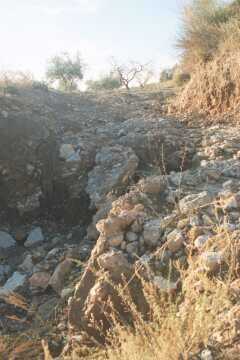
[0,293,43,360]
[0,336,42,360]
[1,225,239,359]
[67,224,239,360]
[172,0,240,118]
[0,70,35,95]
[171,50,240,117]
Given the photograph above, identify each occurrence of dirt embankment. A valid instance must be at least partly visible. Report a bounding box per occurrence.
[170,51,240,124]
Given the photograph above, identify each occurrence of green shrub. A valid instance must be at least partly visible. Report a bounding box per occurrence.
[32,81,49,91]
[87,74,121,91]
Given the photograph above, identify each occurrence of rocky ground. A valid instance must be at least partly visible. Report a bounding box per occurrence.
[0,87,240,359]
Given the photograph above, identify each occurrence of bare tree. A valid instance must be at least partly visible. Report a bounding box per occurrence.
[111,59,149,90]
[135,64,154,88]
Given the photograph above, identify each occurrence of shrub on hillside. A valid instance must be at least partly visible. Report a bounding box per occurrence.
[171,50,240,116]
[172,0,240,116]
[32,81,49,91]
[87,74,121,91]
[0,71,34,95]
[177,0,240,70]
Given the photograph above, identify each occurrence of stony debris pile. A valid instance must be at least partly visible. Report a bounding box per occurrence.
[67,124,240,356]
[0,88,194,340]
[0,89,240,357]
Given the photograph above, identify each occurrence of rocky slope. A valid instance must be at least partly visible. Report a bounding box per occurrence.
[0,87,240,359]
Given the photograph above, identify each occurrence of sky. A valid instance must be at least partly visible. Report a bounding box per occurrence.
[0,0,185,81]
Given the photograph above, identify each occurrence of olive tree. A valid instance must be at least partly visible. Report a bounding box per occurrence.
[46,52,84,91]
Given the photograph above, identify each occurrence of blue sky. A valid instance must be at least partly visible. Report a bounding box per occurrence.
[0,0,184,80]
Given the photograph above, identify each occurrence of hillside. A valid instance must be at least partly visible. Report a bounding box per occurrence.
[0,86,240,359]
[170,0,240,122]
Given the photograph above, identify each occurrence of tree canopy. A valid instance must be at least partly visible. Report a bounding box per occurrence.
[46,52,84,91]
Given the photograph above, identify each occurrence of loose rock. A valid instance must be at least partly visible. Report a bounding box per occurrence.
[24,227,45,248]
[167,229,184,253]
[143,219,161,247]
[0,231,16,250]
[0,272,27,297]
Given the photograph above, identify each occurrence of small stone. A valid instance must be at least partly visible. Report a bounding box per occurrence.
[29,271,51,289]
[0,272,27,297]
[201,251,223,272]
[194,235,211,249]
[19,254,34,274]
[179,191,213,214]
[125,231,138,242]
[153,275,177,293]
[0,231,16,250]
[131,219,143,233]
[49,259,73,295]
[167,229,184,253]
[126,241,138,255]
[200,349,213,360]
[98,250,131,276]
[97,216,129,237]
[138,176,166,194]
[143,219,161,247]
[60,144,80,161]
[108,233,124,247]
[121,241,127,250]
[25,227,44,247]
